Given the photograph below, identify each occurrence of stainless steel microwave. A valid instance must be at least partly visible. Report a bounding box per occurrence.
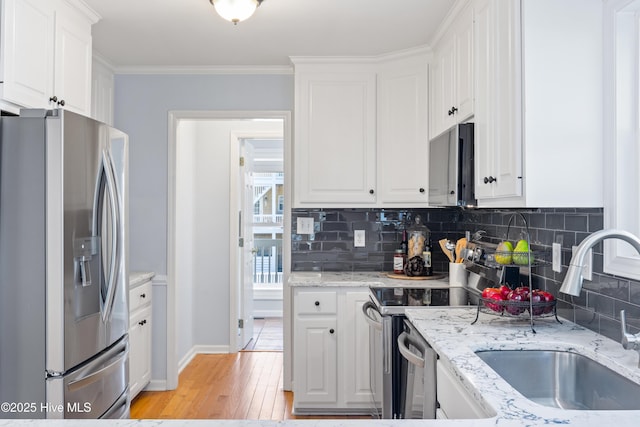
[428,123,476,207]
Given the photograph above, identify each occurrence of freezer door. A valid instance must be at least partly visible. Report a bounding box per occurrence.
[45,110,129,373]
[46,336,129,419]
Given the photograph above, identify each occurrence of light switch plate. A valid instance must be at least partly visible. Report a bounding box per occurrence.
[572,245,593,281]
[354,230,366,247]
[297,217,314,235]
[552,243,562,273]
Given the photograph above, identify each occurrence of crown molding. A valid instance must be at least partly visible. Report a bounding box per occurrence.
[112,64,294,75]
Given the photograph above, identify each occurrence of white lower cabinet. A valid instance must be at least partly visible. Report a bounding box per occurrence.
[293,287,379,414]
[436,359,490,419]
[129,279,152,399]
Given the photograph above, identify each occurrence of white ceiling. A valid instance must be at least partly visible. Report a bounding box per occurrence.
[82,0,455,70]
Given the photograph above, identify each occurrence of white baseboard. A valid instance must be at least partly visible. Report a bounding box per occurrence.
[178,345,230,374]
[145,379,169,391]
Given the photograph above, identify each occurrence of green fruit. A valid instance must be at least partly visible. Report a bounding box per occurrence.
[512,239,534,265]
[495,241,514,265]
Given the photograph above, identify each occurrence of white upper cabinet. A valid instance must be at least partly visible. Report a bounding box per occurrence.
[473,0,603,207]
[91,57,115,126]
[429,2,474,139]
[0,0,99,115]
[473,0,523,201]
[292,52,429,208]
[293,63,377,206]
[377,55,429,205]
[0,0,55,111]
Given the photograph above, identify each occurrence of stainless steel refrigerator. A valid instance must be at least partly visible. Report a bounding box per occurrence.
[0,109,129,419]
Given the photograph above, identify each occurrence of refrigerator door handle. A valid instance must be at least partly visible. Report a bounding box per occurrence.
[92,149,121,322]
[67,338,128,392]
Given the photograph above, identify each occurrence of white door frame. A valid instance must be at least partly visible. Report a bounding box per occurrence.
[167,110,292,391]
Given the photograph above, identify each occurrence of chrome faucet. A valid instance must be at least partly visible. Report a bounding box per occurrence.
[557,228,640,366]
[621,310,640,368]
[559,229,640,297]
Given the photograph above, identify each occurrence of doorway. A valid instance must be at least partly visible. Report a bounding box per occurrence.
[234,135,285,352]
[168,111,292,392]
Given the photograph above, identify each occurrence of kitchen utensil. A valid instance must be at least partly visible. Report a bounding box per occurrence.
[455,238,467,263]
[439,239,454,263]
[445,240,456,262]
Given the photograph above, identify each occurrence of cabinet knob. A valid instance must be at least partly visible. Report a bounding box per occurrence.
[369,189,375,195]
[329,328,335,334]
[57,99,65,107]
[140,293,146,298]
[483,176,497,184]
[138,319,147,326]
[419,188,425,193]
[49,96,58,103]
[451,106,458,114]
[314,301,320,306]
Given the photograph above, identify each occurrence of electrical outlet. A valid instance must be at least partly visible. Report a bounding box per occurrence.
[572,245,593,281]
[297,217,314,235]
[552,243,562,273]
[354,230,366,247]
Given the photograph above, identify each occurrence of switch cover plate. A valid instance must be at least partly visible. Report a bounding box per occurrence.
[354,230,366,247]
[297,217,314,235]
[552,243,562,273]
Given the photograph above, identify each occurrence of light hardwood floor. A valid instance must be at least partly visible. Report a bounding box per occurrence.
[130,352,371,420]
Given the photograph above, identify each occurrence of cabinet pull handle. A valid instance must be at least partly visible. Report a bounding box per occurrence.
[419,188,425,193]
[329,328,335,334]
[314,301,320,306]
[483,176,497,184]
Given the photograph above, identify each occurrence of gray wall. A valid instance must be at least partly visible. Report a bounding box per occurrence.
[114,73,293,384]
[291,207,640,343]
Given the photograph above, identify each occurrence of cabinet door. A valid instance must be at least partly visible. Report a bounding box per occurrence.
[54,1,93,115]
[430,39,456,139]
[455,2,474,122]
[377,64,429,204]
[0,0,54,108]
[294,71,377,206]
[436,360,490,419]
[129,305,152,399]
[293,316,338,404]
[341,291,378,405]
[474,0,523,201]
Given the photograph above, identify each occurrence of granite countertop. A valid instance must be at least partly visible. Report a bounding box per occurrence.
[129,271,155,289]
[289,271,453,288]
[405,307,640,426]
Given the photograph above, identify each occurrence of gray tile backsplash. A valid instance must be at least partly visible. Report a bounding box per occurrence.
[291,207,640,342]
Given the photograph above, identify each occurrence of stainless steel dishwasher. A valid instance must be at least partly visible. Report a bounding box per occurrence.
[397,318,437,419]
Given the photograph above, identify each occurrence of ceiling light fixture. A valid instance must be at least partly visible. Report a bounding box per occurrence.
[209,0,264,25]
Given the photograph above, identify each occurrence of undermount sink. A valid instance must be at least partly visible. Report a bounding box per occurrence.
[475,349,640,410]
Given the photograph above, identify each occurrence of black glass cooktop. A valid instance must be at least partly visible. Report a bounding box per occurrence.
[370,287,450,307]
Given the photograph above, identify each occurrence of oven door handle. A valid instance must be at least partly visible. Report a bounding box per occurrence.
[362,301,383,331]
[397,332,425,368]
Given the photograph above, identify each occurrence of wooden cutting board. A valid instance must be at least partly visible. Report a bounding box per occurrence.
[385,273,446,281]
